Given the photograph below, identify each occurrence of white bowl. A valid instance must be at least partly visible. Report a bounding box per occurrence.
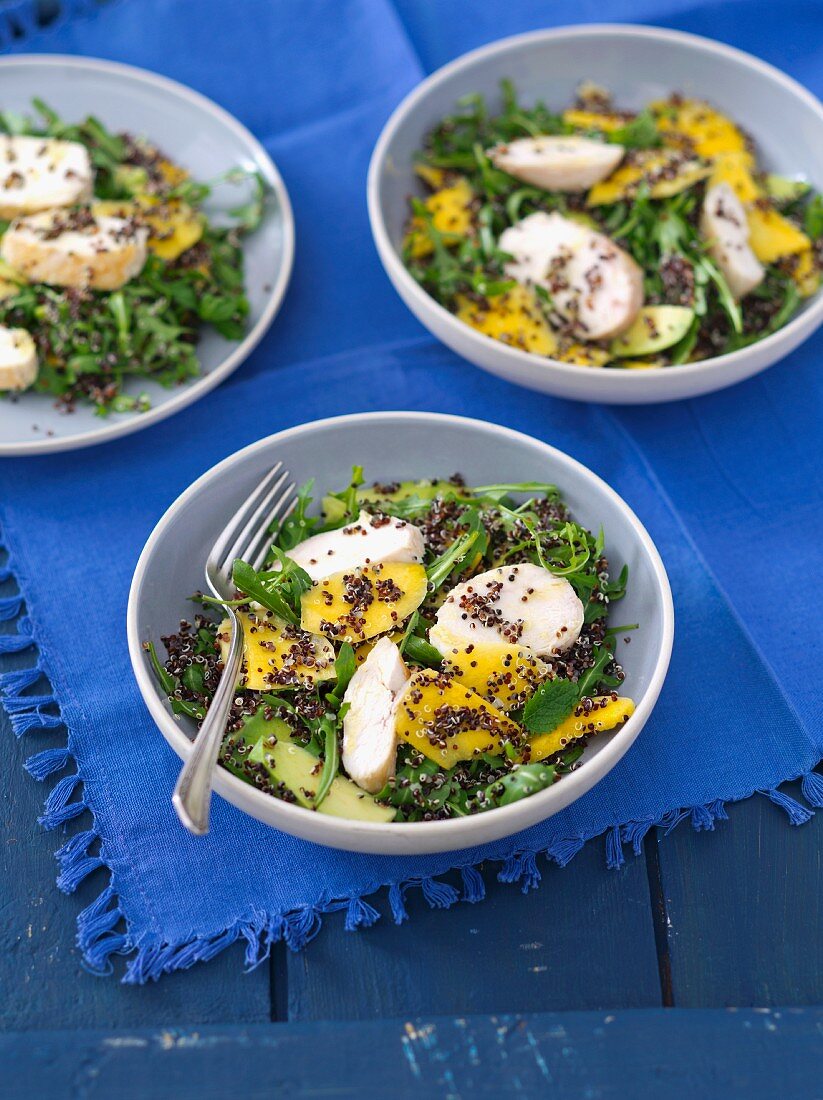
[0,55,294,454]
[128,412,674,855]
[368,24,823,404]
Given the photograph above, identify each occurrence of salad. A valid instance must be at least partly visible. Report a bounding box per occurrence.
[0,99,264,414]
[148,471,636,824]
[403,81,823,369]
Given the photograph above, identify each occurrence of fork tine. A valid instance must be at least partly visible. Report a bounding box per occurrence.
[248,487,297,571]
[220,467,290,573]
[208,462,283,569]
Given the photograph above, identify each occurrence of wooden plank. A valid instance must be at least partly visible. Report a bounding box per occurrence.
[4,1008,821,1099]
[0,564,271,1029]
[655,784,823,1006]
[283,840,662,1020]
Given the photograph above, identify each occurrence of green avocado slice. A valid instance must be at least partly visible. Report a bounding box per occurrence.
[610,305,695,358]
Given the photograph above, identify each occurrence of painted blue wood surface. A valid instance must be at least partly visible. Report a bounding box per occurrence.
[655,782,823,1007]
[5,1009,821,1099]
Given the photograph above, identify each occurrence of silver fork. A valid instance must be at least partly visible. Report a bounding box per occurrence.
[172,462,296,835]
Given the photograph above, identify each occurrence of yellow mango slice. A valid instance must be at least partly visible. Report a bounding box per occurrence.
[456,285,556,356]
[588,150,710,205]
[440,642,548,710]
[653,98,748,159]
[405,177,474,258]
[709,150,761,205]
[414,164,449,190]
[747,205,811,263]
[789,248,820,297]
[395,669,524,767]
[0,279,20,300]
[157,157,189,189]
[620,357,667,370]
[528,696,635,762]
[93,197,204,261]
[562,108,629,133]
[555,341,611,367]
[218,611,335,691]
[301,562,427,643]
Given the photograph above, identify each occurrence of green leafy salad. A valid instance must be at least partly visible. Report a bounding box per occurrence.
[148,471,636,823]
[0,99,265,414]
[403,80,823,369]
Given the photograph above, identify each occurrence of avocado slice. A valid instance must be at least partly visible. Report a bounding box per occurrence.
[247,731,396,823]
[220,710,293,781]
[610,305,694,358]
[359,478,463,504]
[765,174,810,205]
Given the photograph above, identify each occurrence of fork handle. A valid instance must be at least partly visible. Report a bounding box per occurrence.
[172,610,244,835]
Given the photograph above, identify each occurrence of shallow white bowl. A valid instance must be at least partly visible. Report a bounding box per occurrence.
[0,55,294,454]
[128,413,674,855]
[368,24,823,404]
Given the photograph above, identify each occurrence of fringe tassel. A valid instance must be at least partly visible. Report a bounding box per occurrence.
[10,708,62,735]
[25,745,70,780]
[0,665,42,694]
[344,896,381,932]
[622,819,654,856]
[801,771,823,808]
[498,851,541,893]
[388,882,408,924]
[281,906,321,951]
[764,787,814,825]
[421,876,460,910]
[0,565,12,582]
[606,824,625,869]
[55,829,104,893]
[0,593,23,621]
[38,773,85,828]
[76,884,129,975]
[460,864,485,903]
[546,836,585,867]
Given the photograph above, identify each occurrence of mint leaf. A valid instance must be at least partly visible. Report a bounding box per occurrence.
[522,678,579,734]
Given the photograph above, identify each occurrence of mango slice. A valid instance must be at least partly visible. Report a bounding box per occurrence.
[709,151,761,205]
[414,164,449,190]
[746,205,811,263]
[653,98,749,160]
[455,285,556,356]
[528,696,635,762]
[789,248,821,297]
[610,306,694,357]
[587,150,711,205]
[404,176,474,258]
[395,668,524,768]
[219,611,335,691]
[555,341,611,367]
[93,197,204,262]
[439,642,548,710]
[301,562,427,644]
[562,108,629,133]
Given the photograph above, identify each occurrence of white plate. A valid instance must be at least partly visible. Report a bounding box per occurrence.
[128,412,674,855]
[0,55,294,454]
[369,24,823,403]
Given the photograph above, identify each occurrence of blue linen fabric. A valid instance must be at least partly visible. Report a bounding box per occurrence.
[0,0,821,979]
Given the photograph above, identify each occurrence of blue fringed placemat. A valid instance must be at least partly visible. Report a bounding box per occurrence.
[1,0,821,981]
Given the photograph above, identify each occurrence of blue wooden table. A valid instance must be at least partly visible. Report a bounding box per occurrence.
[2,589,822,1097]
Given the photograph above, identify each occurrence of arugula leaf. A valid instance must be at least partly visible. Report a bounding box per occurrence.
[522,678,579,734]
[608,109,661,149]
[312,713,340,809]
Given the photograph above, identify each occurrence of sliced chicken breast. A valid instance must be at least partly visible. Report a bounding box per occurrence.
[0,135,92,219]
[700,182,765,299]
[430,562,584,657]
[490,136,624,192]
[289,510,425,582]
[499,211,644,340]
[1,208,148,291]
[342,636,408,793]
[0,325,37,391]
